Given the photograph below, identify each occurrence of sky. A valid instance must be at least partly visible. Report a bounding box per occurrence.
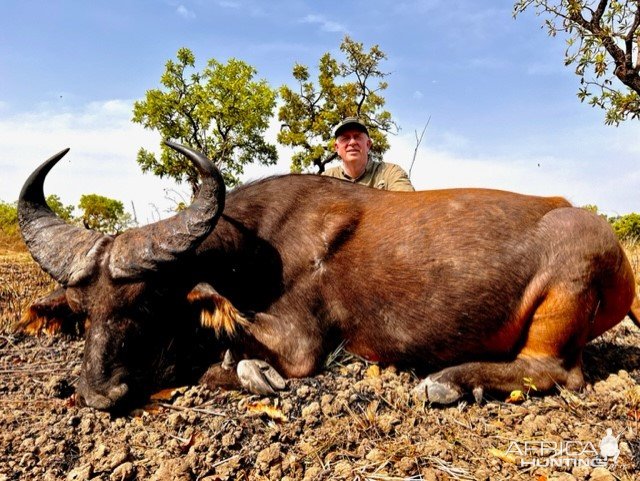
[1,0,638,224]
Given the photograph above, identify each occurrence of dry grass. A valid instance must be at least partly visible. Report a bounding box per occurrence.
[623,238,640,293]
[0,251,56,334]
[0,230,26,254]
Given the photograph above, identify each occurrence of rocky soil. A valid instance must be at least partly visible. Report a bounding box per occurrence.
[1,253,640,480]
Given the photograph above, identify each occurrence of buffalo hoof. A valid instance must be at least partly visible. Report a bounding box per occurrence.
[237,359,286,396]
[412,376,463,405]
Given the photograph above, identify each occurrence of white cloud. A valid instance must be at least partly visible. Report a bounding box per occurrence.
[176,5,196,19]
[0,101,295,224]
[385,130,640,215]
[301,14,348,34]
[3,100,638,229]
[0,101,179,224]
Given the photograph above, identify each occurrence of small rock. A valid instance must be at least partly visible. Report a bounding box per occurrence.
[79,417,95,435]
[168,412,187,429]
[365,448,386,463]
[256,443,282,471]
[549,474,576,481]
[46,376,73,398]
[66,464,93,481]
[333,460,353,478]
[150,458,192,481]
[93,444,108,460]
[589,467,615,481]
[296,385,311,398]
[421,467,439,481]
[98,446,129,471]
[68,415,81,428]
[301,401,320,419]
[109,462,135,481]
[571,465,590,478]
[396,456,415,474]
[303,466,323,480]
[221,432,237,447]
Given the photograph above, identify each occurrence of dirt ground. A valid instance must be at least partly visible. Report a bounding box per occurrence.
[2,253,640,481]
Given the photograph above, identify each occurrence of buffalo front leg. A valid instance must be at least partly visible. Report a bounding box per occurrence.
[199,350,286,396]
[201,310,327,395]
[414,354,585,404]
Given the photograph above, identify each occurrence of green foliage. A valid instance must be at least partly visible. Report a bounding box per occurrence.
[46,195,74,221]
[132,47,278,194]
[514,0,640,124]
[78,194,135,235]
[610,213,640,240]
[581,203,600,214]
[582,204,640,240]
[278,36,396,173]
[0,201,18,237]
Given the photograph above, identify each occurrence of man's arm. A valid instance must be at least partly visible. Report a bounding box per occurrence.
[381,163,415,192]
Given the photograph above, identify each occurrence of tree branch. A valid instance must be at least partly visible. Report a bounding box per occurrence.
[409,117,430,179]
[625,3,640,69]
[592,0,610,25]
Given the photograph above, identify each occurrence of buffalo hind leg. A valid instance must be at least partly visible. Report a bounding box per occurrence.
[415,354,585,404]
[417,279,603,404]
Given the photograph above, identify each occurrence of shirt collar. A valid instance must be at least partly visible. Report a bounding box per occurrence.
[341,159,375,182]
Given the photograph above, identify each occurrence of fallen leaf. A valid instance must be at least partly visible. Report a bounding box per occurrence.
[365,365,380,378]
[133,404,162,417]
[506,390,525,404]
[149,386,188,402]
[488,447,517,464]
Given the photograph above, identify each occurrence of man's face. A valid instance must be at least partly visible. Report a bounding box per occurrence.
[335,129,372,169]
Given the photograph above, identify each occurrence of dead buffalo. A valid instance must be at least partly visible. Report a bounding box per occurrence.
[18,142,639,411]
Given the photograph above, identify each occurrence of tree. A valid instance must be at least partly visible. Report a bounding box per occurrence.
[0,201,18,237]
[278,36,396,173]
[78,194,134,235]
[514,1,640,124]
[611,212,640,239]
[133,48,278,194]
[46,195,74,221]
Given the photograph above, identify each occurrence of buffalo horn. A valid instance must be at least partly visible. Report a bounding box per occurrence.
[19,142,225,284]
[18,149,111,286]
[108,141,225,279]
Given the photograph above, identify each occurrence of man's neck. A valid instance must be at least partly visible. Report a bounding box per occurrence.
[343,159,368,180]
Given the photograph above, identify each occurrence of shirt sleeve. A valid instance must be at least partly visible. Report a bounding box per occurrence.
[382,164,415,192]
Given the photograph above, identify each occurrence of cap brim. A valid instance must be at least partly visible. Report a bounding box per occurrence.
[334,122,369,138]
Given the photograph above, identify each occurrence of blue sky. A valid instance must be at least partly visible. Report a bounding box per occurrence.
[1,0,638,223]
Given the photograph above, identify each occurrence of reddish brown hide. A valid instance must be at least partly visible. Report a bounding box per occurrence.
[198,180,638,404]
[18,144,639,410]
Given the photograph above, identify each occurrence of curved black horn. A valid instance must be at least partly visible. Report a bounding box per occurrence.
[18,149,110,286]
[108,141,226,279]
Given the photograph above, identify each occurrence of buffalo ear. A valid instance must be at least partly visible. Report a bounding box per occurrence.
[186,283,248,338]
[16,287,87,336]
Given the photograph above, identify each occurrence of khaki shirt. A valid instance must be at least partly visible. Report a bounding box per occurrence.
[323,160,415,192]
